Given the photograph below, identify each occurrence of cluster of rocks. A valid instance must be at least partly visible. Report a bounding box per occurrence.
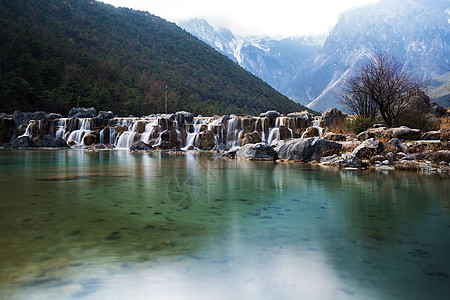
[1,106,448,174]
[0,108,119,149]
[221,128,449,174]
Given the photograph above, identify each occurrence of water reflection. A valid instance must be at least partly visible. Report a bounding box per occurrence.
[0,150,448,299]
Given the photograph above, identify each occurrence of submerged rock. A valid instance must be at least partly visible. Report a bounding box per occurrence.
[320,154,363,167]
[129,141,153,151]
[236,142,277,161]
[277,137,342,162]
[3,136,40,148]
[223,146,241,158]
[41,135,69,148]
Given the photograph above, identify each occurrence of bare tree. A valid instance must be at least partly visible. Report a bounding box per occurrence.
[340,52,421,127]
[339,79,378,119]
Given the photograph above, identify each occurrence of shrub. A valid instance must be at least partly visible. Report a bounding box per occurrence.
[397,110,433,132]
[346,116,374,134]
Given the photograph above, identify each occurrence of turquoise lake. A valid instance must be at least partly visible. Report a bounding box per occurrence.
[0,150,449,299]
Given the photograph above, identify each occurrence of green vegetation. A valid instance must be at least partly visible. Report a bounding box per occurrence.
[346,116,374,134]
[0,0,308,116]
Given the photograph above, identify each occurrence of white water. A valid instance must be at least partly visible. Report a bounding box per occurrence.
[67,119,92,145]
[19,121,35,138]
[55,118,68,139]
[140,119,159,143]
[300,117,323,139]
[183,119,205,150]
[226,117,242,148]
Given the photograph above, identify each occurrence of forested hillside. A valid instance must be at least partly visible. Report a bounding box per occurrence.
[0,0,307,116]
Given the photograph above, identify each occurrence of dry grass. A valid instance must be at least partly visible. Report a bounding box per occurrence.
[440,116,450,142]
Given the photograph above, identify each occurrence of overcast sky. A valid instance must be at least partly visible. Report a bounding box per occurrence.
[101,0,379,37]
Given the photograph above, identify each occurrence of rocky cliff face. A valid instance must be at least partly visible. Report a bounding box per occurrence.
[180,0,450,111]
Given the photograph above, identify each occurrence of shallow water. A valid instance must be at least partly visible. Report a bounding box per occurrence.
[0,150,449,299]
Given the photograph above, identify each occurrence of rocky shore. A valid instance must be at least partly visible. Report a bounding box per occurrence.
[0,107,449,175]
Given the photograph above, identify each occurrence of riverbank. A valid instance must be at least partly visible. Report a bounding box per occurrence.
[0,107,449,175]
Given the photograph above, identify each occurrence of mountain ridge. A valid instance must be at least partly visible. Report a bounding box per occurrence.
[0,0,308,116]
[180,0,450,111]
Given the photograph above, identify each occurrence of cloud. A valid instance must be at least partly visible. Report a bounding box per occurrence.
[101,0,379,37]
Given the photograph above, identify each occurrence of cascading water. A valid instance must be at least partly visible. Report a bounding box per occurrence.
[67,118,92,145]
[183,119,205,150]
[55,118,68,139]
[140,119,159,143]
[226,117,242,148]
[115,119,139,149]
[17,113,312,150]
[19,121,35,137]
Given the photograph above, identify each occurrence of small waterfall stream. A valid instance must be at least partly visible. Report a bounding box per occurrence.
[67,119,92,146]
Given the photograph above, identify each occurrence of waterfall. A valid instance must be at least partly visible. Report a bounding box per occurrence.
[67,118,92,145]
[300,117,323,139]
[261,118,266,142]
[267,128,279,145]
[115,118,140,149]
[267,117,280,145]
[55,118,68,139]
[183,119,204,150]
[116,131,137,149]
[141,119,159,143]
[19,121,35,137]
[226,117,241,148]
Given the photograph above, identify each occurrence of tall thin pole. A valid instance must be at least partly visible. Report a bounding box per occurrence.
[164,82,168,114]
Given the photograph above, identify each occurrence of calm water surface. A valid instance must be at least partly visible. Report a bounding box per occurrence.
[0,150,449,300]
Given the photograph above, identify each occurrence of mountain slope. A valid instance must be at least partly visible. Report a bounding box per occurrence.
[181,0,450,111]
[179,19,323,105]
[0,0,307,116]
[297,0,450,111]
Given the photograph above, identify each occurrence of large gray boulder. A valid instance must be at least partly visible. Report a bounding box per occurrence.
[175,111,194,126]
[322,108,347,127]
[41,135,69,148]
[12,111,47,139]
[129,141,154,151]
[3,136,40,148]
[68,107,97,118]
[259,111,280,125]
[236,142,277,161]
[194,130,216,150]
[386,138,408,153]
[92,111,114,128]
[420,131,441,140]
[352,138,384,159]
[384,127,421,141]
[321,154,363,167]
[277,138,342,162]
[430,103,446,118]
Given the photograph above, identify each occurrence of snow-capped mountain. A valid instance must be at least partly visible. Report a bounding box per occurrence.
[180,0,450,112]
[179,19,324,102]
